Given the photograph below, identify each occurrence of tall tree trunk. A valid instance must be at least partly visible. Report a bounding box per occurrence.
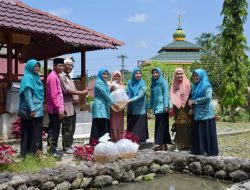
[230,107,236,123]
[248,101,250,121]
[220,104,224,114]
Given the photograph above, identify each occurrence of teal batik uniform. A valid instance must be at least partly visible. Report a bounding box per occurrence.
[18,59,44,157]
[191,69,218,156]
[90,69,115,143]
[92,70,115,119]
[19,59,44,118]
[126,68,149,142]
[150,68,171,145]
[191,69,215,121]
[126,68,147,115]
[150,68,169,114]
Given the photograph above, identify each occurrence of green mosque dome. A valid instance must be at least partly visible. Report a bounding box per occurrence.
[173,26,186,41]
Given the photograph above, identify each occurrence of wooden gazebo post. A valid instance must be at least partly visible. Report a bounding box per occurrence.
[14,48,18,81]
[7,33,13,83]
[81,48,86,90]
[44,59,48,82]
[80,48,86,108]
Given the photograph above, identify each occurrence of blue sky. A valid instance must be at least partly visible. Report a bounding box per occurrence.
[22,0,250,76]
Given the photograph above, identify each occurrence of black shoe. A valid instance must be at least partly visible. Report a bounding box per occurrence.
[52,151,63,159]
[57,149,64,154]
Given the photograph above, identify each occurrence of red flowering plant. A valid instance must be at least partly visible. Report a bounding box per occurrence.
[74,145,95,161]
[0,145,16,164]
[11,117,21,139]
[121,130,139,144]
[73,138,99,161]
[89,138,99,146]
[169,108,175,118]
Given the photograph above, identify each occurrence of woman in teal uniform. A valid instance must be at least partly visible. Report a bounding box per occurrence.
[126,68,149,143]
[189,69,219,156]
[90,68,120,143]
[149,68,171,150]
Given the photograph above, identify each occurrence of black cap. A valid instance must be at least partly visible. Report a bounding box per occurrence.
[53,58,64,65]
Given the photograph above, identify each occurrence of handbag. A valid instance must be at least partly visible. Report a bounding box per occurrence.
[171,123,176,133]
[18,107,31,120]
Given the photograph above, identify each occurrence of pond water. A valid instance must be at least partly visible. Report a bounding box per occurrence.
[104,173,231,190]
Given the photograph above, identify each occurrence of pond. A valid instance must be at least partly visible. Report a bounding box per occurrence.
[104,173,231,190]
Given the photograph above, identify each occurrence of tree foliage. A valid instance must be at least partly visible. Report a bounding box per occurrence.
[191,32,224,98]
[220,0,249,121]
[141,61,191,98]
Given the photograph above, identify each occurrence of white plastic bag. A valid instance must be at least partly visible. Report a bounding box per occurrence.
[94,133,118,163]
[98,133,111,143]
[109,81,120,89]
[110,89,129,112]
[115,139,139,159]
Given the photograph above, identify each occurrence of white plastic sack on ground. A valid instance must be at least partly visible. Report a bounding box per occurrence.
[110,89,129,112]
[94,133,118,163]
[98,133,110,143]
[115,139,139,159]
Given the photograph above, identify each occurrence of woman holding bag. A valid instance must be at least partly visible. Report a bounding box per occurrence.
[90,69,120,144]
[18,59,44,157]
[108,71,125,142]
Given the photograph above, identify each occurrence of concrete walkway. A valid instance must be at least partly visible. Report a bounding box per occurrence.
[73,111,92,139]
[73,112,250,140]
[1,111,250,144]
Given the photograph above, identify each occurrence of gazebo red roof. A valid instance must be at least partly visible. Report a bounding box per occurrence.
[0,0,124,61]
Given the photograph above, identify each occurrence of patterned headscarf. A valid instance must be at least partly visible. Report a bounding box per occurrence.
[170,68,191,108]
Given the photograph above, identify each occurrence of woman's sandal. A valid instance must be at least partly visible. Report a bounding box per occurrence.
[153,145,165,151]
[164,144,168,151]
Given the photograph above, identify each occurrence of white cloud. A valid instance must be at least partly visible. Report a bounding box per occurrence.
[126,13,149,23]
[136,40,148,48]
[47,7,72,17]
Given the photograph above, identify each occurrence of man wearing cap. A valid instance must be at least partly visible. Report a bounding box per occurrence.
[59,58,88,154]
[46,58,65,158]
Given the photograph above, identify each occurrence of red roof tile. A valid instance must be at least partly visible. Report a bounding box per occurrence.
[0,0,124,50]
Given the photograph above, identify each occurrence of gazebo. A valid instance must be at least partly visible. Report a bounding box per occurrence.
[0,0,124,114]
[138,17,202,67]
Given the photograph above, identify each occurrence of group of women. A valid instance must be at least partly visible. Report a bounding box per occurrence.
[90,67,219,157]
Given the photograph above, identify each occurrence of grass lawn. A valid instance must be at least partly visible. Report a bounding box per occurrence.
[147,118,250,138]
[218,133,250,158]
[0,155,57,173]
[144,118,250,159]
